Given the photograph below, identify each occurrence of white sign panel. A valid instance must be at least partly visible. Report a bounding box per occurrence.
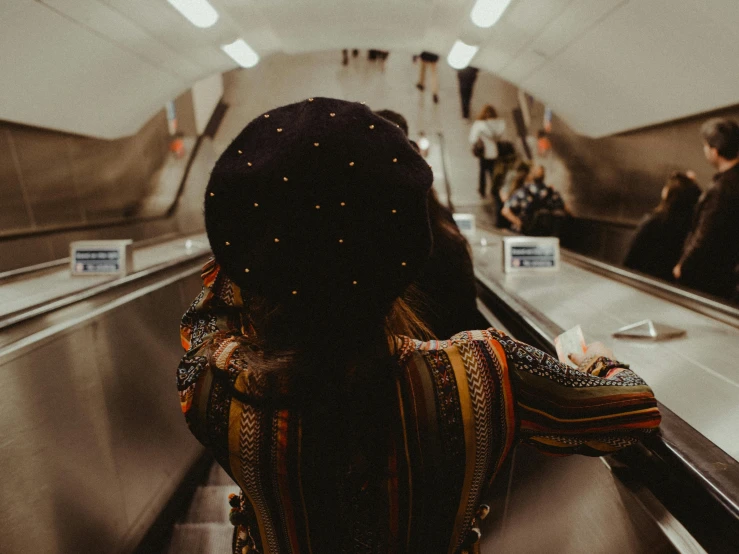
[503,236,560,273]
[452,213,475,238]
[70,240,133,277]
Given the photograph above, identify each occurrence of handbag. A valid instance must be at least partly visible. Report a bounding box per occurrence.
[472,138,485,158]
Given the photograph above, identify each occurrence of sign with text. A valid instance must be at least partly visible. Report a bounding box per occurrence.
[452,213,475,239]
[70,240,133,277]
[503,236,560,273]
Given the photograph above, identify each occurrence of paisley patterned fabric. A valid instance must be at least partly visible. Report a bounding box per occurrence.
[177,260,661,554]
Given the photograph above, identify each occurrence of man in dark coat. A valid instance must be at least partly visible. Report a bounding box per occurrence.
[674,118,739,301]
[457,66,479,119]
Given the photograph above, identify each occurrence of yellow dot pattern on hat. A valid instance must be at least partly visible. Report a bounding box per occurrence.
[393,158,398,163]
[225,241,230,246]
[315,205,320,209]
[247,162,252,166]
[330,113,336,117]
[264,114,270,118]
[349,161,355,167]
[338,239,344,243]
[292,290,298,295]
[340,202,346,207]
[283,177,288,182]
[369,125,374,129]
[237,149,243,154]
[314,142,319,147]
[277,128,283,133]
[401,262,407,266]
[209,192,214,197]
[244,268,250,273]
[352,280,358,285]
[253,202,259,207]
[274,238,280,243]
[392,209,397,214]
[308,98,314,102]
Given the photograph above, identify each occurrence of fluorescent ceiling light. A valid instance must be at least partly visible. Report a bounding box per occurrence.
[447,40,479,70]
[470,0,513,28]
[167,0,219,29]
[222,39,260,68]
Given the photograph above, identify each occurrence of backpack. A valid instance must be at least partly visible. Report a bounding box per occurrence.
[472,138,485,158]
[522,208,567,237]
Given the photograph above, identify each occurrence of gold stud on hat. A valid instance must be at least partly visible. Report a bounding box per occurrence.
[330,113,336,117]
[283,176,289,182]
[401,262,407,266]
[274,238,280,243]
[247,162,252,166]
[340,201,346,206]
[253,202,259,207]
[308,98,314,102]
[292,290,298,295]
[314,142,319,147]
[209,192,215,197]
[315,205,320,209]
[369,125,375,129]
[277,128,283,133]
[349,161,355,166]
[244,268,250,273]
[338,239,344,243]
[225,241,230,246]
[264,114,270,118]
[352,280,358,285]
[237,149,243,154]
[392,209,397,214]
[392,157,398,163]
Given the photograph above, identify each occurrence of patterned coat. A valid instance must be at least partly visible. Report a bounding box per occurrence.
[177,260,661,554]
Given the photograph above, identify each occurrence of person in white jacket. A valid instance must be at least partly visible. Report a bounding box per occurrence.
[469,105,506,199]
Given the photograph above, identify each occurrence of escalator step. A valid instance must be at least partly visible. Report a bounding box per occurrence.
[167,523,233,553]
[184,485,240,523]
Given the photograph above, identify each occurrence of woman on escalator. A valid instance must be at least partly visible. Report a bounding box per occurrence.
[176,98,661,554]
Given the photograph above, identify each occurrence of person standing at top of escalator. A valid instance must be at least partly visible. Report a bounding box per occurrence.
[469,104,506,200]
[177,98,660,554]
[674,118,739,302]
[415,51,440,103]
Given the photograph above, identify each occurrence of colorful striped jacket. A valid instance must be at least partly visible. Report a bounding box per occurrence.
[177,260,661,553]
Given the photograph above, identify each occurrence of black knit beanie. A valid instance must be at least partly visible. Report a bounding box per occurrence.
[204,97,433,326]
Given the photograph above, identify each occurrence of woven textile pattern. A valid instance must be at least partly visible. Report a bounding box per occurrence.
[176,260,661,553]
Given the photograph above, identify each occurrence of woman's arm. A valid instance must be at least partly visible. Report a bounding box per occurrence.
[486,329,661,456]
[500,205,522,232]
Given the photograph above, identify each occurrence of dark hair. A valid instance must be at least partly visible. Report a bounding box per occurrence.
[375,109,409,136]
[701,118,739,159]
[655,172,701,223]
[477,104,498,120]
[508,161,531,196]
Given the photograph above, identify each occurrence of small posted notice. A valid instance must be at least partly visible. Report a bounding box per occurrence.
[554,325,586,368]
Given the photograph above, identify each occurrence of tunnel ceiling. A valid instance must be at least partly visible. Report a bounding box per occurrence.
[2,0,737,139]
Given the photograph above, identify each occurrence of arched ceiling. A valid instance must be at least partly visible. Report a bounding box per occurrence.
[1,0,737,139]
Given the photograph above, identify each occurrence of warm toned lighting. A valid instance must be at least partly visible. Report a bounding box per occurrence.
[167,0,219,29]
[447,40,479,70]
[470,0,513,28]
[222,39,260,68]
